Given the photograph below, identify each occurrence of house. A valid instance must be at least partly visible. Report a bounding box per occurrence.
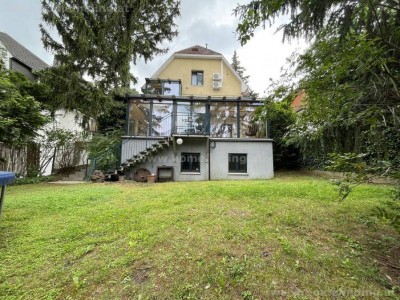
[291,90,305,113]
[0,32,48,80]
[0,32,88,176]
[120,45,274,181]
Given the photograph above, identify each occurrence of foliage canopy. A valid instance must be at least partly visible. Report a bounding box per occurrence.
[235,0,400,46]
[0,58,49,146]
[41,0,181,89]
[235,0,400,176]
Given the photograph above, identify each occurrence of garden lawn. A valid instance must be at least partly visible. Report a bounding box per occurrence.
[0,174,399,299]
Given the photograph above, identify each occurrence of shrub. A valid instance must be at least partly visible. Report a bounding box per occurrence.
[12,175,58,186]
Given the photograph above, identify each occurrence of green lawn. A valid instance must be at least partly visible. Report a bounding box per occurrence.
[0,174,399,299]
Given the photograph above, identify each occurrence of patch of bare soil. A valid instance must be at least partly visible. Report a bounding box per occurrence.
[132,266,151,284]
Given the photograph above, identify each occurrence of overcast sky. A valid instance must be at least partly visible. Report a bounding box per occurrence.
[0,0,307,96]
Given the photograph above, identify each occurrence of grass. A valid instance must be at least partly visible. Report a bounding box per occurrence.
[0,173,399,299]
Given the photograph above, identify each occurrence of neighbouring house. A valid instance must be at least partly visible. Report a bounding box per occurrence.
[0,32,89,176]
[291,90,305,113]
[120,45,274,181]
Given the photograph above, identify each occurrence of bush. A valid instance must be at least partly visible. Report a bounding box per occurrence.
[88,130,122,171]
[12,175,58,186]
[255,99,301,170]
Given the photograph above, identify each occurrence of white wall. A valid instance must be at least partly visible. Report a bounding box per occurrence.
[54,109,86,132]
[0,40,11,69]
[125,137,209,181]
[39,109,89,176]
[123,137,274,181]
[210,139,274,180]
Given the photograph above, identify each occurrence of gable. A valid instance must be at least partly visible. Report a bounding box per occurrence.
[150,51,249,96]
[10,58,36,81]
[0,32,48,71]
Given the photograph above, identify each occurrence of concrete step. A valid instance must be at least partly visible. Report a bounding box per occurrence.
[62,167,87,181]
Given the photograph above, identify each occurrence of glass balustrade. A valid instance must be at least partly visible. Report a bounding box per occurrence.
[126,99,262,138]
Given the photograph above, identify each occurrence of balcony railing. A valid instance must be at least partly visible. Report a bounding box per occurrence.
[126,112,265,138]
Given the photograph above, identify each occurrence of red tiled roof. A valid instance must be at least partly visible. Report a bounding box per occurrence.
[175,45,221,55]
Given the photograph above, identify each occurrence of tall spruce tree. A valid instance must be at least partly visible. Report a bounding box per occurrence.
[231,50,249,84]
[41,0,180,89]
[231,50,258,97]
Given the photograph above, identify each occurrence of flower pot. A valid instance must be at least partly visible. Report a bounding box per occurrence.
[147,175,156,183]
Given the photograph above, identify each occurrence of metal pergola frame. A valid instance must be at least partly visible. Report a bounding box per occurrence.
[125,94,263,104]
[124,94,264,138]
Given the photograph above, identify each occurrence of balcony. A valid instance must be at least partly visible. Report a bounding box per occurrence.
[125,95,265,139]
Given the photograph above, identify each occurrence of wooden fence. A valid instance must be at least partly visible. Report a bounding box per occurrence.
[0,143,40,176]
[0,142,87,176]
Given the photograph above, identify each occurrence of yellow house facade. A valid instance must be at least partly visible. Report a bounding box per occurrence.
[120,45,274,182]
[145,45,248,97]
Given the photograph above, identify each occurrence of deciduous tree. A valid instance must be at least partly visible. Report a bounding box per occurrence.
[235,0,400,170]
[0,62,49,146]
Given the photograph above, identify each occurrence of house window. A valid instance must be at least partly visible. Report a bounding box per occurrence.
[191,71,203,86]
[181,153,201,172]
[228,153,247,173]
